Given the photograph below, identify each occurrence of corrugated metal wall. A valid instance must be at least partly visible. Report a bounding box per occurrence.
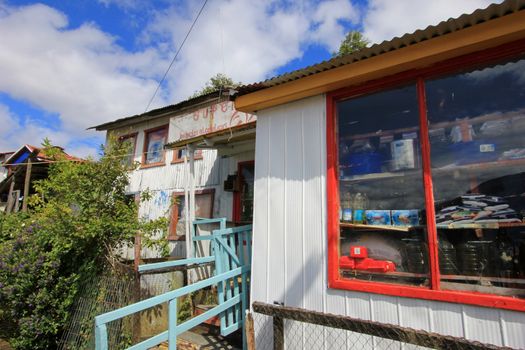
[111,116,255,261]
[250,95,525,349]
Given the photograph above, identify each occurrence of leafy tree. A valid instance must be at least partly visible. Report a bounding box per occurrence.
[0,139,167,349]
[334,30,369,57]
[191,73,239,98]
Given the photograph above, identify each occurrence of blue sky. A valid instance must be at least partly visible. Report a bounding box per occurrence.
[0,0,498,157]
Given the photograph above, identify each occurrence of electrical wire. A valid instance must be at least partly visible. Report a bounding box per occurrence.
[144,0,209,114]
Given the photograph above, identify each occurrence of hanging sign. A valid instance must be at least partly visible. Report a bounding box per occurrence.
[169,101,256,143]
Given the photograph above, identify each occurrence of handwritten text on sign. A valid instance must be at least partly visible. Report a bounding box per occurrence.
[168,101,256,143]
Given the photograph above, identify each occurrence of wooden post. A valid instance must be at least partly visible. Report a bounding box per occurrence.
[133,231,142,343]
[5,179,15,214]
[273,315,284,350]
[245,311,256,350]
[134,231,141,272]
[22,159,32,212]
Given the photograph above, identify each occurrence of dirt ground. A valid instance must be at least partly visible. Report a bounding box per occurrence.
[0,338,12,350]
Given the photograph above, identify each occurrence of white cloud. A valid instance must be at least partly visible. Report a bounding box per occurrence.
[0,3,170,137]
[362,0,501,44]
[0,0,360,154]
[143,0,359,100]
[310,0,360,51]
[97,0,143,10]
[0,103,91,157]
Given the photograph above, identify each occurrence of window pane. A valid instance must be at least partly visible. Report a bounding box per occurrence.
[120,135,136,166]
[426,57,525,297]
[145,128,166,164]
[337,84,429,287]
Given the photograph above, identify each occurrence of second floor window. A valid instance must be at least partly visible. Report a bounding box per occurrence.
[143,125,168,166]
[118,133,137,166]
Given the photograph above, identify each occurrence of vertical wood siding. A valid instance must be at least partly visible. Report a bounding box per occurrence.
[250,95,525,349]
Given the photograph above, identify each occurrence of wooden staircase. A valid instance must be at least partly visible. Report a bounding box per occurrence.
[152,324,240,350]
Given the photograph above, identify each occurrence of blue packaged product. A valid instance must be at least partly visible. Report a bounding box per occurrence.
[392,210,419,226]
[353,209,365,224]
[342,208,352,222]
[365,210,391,225]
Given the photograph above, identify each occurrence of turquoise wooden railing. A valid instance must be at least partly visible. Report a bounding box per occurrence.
[94,220,252,350]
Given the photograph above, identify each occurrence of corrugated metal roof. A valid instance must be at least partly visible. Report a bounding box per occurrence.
[236,0,525,95]
[90,89,234,131]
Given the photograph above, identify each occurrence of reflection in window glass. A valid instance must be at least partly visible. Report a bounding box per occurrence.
[337,84,429,286]
[144,127,167,165]
[119,134,137,166]
[169,191,215,239]
[426,58,525,296]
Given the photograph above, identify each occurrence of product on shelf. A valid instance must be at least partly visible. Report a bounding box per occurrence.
[402,238,427,274]
[353,209,365,224]
[365,210,391,225]
[392,210,419,226]
[437,235,459,275]
[391,139,416,171]
[339,246,396,273]
[456,241,494,276]
[435,194,522,226]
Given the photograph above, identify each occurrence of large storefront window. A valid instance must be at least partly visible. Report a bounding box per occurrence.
[330,54,525,308]
[337,85,429,286]
[426,58,525,296]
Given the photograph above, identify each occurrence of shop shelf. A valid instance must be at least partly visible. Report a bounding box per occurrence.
[441,274,525,285]
[339,158,525,185]
[341,268,428,279]
[340,222,424,232]
[436,222,525,230]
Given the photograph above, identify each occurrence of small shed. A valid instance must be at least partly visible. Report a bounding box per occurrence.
[0,145,77,213]
[235,1,525,348]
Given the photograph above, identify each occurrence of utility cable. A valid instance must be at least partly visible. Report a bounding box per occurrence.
[144,0,209,114]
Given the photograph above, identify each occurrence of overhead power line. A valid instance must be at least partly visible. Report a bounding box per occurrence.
[144,0,209,114]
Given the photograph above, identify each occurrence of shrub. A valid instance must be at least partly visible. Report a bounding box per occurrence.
[0,139,167,349]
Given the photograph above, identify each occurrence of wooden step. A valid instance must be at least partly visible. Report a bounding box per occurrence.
[150,327,240,350]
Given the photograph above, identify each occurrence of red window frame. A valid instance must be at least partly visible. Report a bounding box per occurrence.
[141,125,168,168]
[168,189,215,241]
[171,148,203,164]
[326,38,525,312]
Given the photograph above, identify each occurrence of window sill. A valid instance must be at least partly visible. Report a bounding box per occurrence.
[140,162,166,169]
[329,276,525,312]
[171,156,203,164]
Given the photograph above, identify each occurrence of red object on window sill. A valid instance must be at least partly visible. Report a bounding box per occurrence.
[339,246,396,273]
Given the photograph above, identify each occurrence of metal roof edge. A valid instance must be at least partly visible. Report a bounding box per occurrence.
[235,0,525,96]
[90,89,234,131]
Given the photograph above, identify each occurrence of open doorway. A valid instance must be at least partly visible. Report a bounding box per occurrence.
[233,160,255,225]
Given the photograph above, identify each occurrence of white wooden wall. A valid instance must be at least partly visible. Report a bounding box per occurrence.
[250,95,525,349]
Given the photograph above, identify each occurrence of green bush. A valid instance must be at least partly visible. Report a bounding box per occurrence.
[0,139,167,349]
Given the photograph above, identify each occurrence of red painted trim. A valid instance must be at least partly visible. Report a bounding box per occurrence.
[326,92,341,286]
[326,39,525,312]
[328,38,525,103]
[233,160,255,223]
[331,278,525,312]
[417,77,440,290]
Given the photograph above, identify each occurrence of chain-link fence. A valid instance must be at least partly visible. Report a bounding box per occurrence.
[250,302,512,350]
[57,260,188,350]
